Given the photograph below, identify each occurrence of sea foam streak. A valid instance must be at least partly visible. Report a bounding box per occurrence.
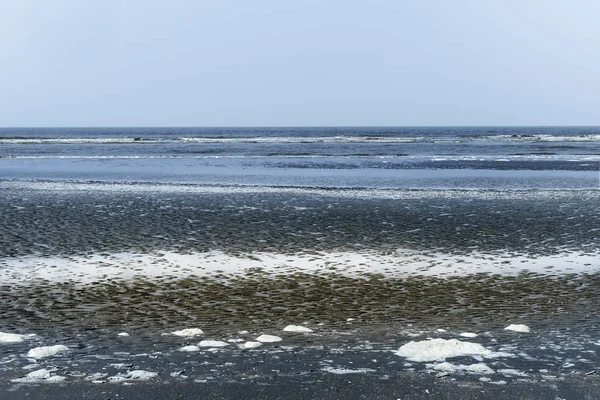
[1,250,598,285]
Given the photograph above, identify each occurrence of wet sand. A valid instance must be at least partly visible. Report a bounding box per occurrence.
[1,182,599,398]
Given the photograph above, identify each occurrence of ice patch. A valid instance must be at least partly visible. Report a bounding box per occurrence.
[179,345,200,352]
[283,325,314,333]
[169,328,204,337]
[394,338,507,362]
[198,340,228,347]
[117,332,130,337]
[459,332,478,338]
[255,334,283,343]
[26,345,69,359]
[0,332,36,344]
[427,362,494,375]
[242,341,262,349]
[504,324,530,333]
[322,367,377,375]
[11,368,66,383]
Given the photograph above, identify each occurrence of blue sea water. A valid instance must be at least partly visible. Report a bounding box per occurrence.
[1,126,599,189]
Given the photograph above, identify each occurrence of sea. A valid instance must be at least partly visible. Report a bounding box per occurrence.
[1,127,600,397]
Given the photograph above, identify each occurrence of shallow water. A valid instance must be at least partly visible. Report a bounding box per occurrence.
[1,127,599,390]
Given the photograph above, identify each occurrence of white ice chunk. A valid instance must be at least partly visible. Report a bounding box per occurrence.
[0,332,36,343]
[11,368,66,383]
[117,332,130,337]
[459,332,478,338]
[242,341,262,349]
[255,334,282,343]
[179,345,200,352]
[169,328,204,337]
[198,340,228,347]
[26,345,69,359]
[504,324,530,333]
[283,325,314,333]
[395,338,495,362]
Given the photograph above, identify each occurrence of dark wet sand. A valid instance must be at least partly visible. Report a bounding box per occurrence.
[3,272,600,335]
[4,368,600,400]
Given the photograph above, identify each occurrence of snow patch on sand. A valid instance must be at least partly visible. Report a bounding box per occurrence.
[394,338,510,362]
[255,334,282,343]
[504,324,530,333]
[26,345,69,359]
[283,325,314,333]
[0,332,36,344]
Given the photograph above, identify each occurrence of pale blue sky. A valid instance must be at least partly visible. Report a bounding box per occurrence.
[1,0,599,126]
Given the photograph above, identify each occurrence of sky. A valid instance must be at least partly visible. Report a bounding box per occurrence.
[1,0,599,127]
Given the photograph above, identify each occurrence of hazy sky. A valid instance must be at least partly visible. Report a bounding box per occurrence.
[1,0,599,127]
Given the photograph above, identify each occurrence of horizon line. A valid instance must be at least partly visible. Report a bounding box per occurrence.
[2,125,600,129]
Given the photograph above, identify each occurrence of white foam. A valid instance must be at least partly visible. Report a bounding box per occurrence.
[11,368,66,383]
[242,341,263,349]
[283,325,314,333]
[179,345,200,352]
[427,361,494,375]
[322,367,377,374]
[498,368,528,377]
[26,345,69,359]
[0,332,36,344]
[169,328,204,337]
[198,340,228,347]
[108,370,158,382]
[2,248,599,286]
[255,334,283,343]
[394,338,508,362]
[504,324,530,333]
[85,372,108,382]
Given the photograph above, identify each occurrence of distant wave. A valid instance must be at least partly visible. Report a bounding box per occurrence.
[2,134,600,145]
[3,154,598,162]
